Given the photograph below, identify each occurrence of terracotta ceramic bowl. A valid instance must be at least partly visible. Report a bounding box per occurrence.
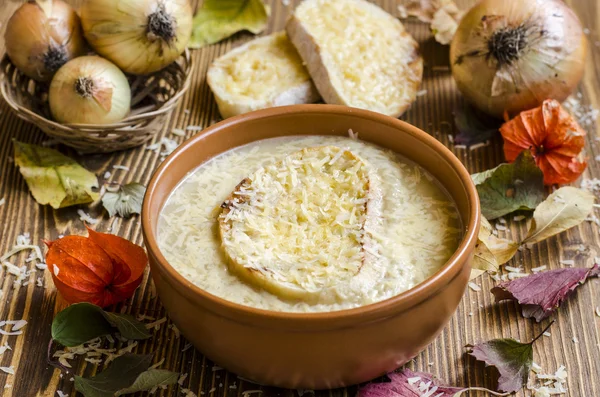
[142,105,480,390]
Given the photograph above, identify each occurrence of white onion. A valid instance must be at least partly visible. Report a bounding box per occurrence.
[450,0,587,118]
[49,56,131,125]
[4,0,86,82]
[80,0,193,75]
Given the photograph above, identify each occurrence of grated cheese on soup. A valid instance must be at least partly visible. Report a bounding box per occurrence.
[157,136,461,312]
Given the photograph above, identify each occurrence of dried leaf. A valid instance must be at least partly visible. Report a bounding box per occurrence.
[480,218,520,265]
[189,0,268,49]
[471,238,499,279]
[102,182,146,218]
[400,0,459,23]
[51,303,150,347]
[501,99,587,185]
[358,368,466,397]
[431,3,463,45]
[74,354,152,397]
[471,218,519,279]
[467,323,552,393]
[453,102,502,146]
[472,151,545,220]
[115,369,179,396]
[13,141,98,209]
[102,311,151,341]
[523,186,594,244]
[492,265,599,322]
[468,338,533,393]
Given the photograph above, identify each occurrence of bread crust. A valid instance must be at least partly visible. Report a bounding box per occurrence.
[218,146,385,304]
[207,32,321,119]
[286,0,424,118]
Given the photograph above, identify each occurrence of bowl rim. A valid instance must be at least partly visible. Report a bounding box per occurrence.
[142,104,480,325]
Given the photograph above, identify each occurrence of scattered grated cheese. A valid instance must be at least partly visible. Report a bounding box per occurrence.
[564,94,598,128]
[508,272,529,280]
[495,224,507,231]
[150,358,165,369]
[136,314,156,321]
[178,373,189,385]
[532,362,543,373]
[112,165,130,171]
[505,266,522,273]
[241,391,262,397]
[559,259,575,267]
[513,215,526,222]
[169,324,180,338]
[468,282,481,292]
[348,129,358,140]
[145,317,167,330]
[77,209,99,225]
[182,343,192,352]
[53,264,60,277]
[572,337,579,343]
[581,178,600,193]
[186,126,204,131]
[11,320,27,331]
[596,307,600,317]
[0,343,12,355]
[172,128,186,137]
[407,376,421,385]
[181,388,197,397]
[0,366,14,375]
[468,142,489,151]
[212,366,223,371]
[103,171,111,179]
[146,137,179,159]
[0,198,4,207]
[0,233,44,264]
[416,89,427,97]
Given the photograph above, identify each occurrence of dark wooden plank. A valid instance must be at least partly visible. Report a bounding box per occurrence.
[0,0,598,396]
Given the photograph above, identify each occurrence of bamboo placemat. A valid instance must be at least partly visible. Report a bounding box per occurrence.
[0,1,599,396]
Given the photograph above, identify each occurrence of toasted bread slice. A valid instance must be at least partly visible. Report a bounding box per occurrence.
[286,0,423,117]
[207,32,321,119]
[218,146,385,304]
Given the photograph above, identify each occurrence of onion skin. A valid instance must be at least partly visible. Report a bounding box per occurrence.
[49,56,131,125]
[450,0,587,118]
[4,0,86,82]
[80,0,193,75]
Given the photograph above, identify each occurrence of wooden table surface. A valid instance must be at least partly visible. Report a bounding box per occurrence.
[1,0,599,396]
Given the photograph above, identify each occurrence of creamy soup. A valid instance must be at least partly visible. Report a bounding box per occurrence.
[157,136,462,312]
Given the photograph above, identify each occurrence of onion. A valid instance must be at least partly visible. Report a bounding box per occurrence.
[4,0,86,82]
[450,0,587,118]
[49,56,131,125]
[79,0,193,75]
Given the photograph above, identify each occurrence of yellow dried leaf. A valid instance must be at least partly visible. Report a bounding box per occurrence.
[189,0,269,49]
[13,141,99,209]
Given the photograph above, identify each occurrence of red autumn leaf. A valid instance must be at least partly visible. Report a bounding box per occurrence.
[358,369,466,397]
[46,229,148,308]
[492,264,599,322]
[500,99,587,185]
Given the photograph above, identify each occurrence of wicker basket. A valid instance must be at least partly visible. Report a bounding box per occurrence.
[0,50,192,153]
